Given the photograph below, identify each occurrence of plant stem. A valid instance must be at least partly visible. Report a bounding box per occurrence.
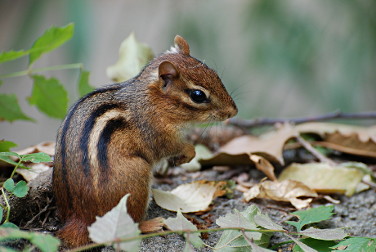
[10,158,22,179]
[0,63,83,79]
[67,227,284,252]
[1,188,11,223]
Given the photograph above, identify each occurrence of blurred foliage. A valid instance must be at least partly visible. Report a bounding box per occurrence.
[170,0,376,118]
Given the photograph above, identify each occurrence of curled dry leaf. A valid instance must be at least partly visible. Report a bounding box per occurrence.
[243,179,318,209]
[152,180,228,213]
[16,141,55,156]
[249,154,277,181]
[279,162,368,196]
[296,122,376,158]
[17,163,51,182]
[200,123,297,166]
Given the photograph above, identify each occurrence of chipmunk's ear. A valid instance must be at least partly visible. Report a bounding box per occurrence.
[159,61,179,88]
[174,35,190,55]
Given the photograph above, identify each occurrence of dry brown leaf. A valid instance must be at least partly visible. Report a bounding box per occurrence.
[152,180,227,213]
[139,217,165,233]
[200,124,297,166]
[243,179,318,209]
[296,123,376,158]
[278,163,367,196]
[249,154,277,181]
[16,141,55,156]
[17,163,52,182]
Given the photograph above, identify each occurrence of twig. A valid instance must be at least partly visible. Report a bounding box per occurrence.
[23,197,52,228]
[295,135,336,165]
[228,111,376,129]
[361,179,376,189]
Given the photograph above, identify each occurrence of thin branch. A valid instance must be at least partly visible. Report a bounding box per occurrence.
[1,188,11,223]
[228,111,376,129]
[295,135,335,165]
[22,197,52,228]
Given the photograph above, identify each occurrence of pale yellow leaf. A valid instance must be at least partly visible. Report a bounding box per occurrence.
[106,32,154,82]
[279,162,367,196]
[152,180,226,213]
[243,179,317,209]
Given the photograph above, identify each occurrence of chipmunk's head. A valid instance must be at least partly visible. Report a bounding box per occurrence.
[145,35,237,123]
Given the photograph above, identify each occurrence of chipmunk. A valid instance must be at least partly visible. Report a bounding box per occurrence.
[52,35,237,247]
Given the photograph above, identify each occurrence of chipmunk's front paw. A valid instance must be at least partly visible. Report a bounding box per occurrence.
[169,144,195,167]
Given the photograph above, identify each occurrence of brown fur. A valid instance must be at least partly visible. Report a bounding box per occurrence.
[53,35,237,248]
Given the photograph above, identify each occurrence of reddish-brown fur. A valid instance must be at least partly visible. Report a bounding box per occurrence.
[53,35,237,248]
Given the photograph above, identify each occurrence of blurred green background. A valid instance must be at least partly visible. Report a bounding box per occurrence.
[1,0,375,148]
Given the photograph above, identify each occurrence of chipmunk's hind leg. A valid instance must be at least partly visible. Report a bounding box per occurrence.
[57,216,91,248]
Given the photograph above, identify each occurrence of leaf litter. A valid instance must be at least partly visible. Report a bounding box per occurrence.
[2,121,376,251]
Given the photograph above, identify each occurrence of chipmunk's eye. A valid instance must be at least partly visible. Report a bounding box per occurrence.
[188,89,208,103]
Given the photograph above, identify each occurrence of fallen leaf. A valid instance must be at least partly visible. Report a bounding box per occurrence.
[16,141,55,156]
[243,180,318,209]
[88,194,141,251]
[200,123,297,166]
[152,180,227,213]
[299,227,347,241]
[164,210,204,249]
[180,144,213,171]
[296,123,376,158]
[106,32,154,82]
[278,162,368,196]
[288,235,317,252]
[250,154,277,181]
[254,214,284,231]
[139,217,164,233]
[17,163,51,182]
[215,205,272,250]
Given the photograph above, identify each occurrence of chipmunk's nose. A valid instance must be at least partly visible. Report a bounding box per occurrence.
[228,103,238,118]
[223,104,238,119]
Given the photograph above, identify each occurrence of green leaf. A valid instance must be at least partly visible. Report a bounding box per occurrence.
[0,227,59,252]
[0,50,30,64]
[29,75,68,119]
[78,70,95,97]
[331,237,376,252]
[29,23,74,65]
[0,207,3,223]
[293,238,337,252]
[12,181,29,198]
[0,152,29,169]
[288,235,317,252]
[286,205,334,232]
[30,233,60,252]
[21,152,52,163]
[0,141,17,152]
[0,94,33,122]
[3,178,15,192]
[0,222,19,229]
